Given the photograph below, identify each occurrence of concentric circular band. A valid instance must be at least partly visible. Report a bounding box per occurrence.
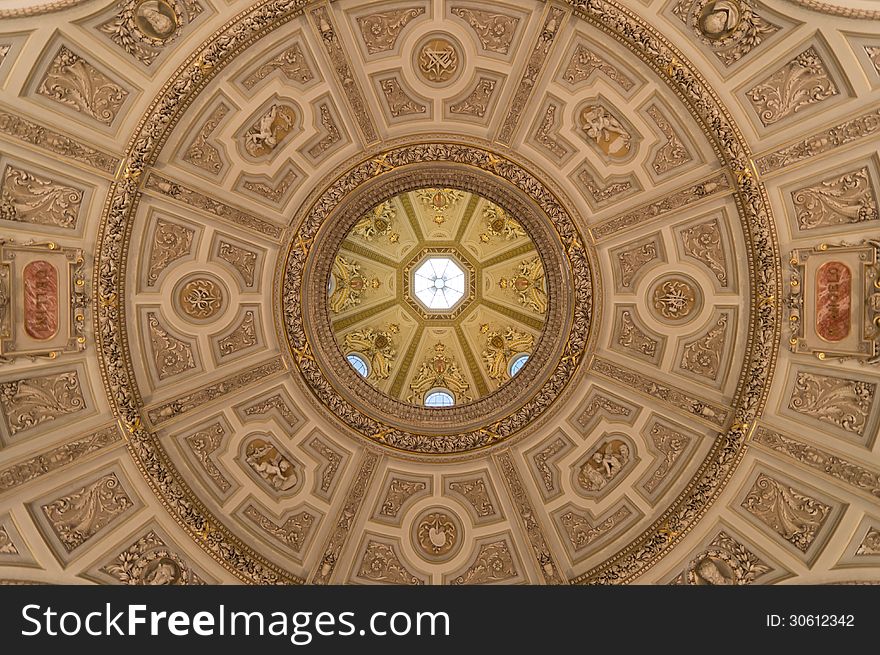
[279,144,594,455]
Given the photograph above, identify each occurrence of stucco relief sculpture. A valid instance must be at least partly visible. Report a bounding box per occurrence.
[242,44,313,89]
[329,256,380,313]
[0,371,84,436]
[578,104,632,158]
[41,474,134,552]
[577,439,632,493]
[0,525,16,555]
[379,478,426,518]
[616,309,658,360]
[380,78,426,117]
[356,8,424,54]
[178,278,223,320]
[98,0,202,66]
[244,437,299,493]
[559,506,633,553]
[747,47,838,127]
[417,38,459,83]
[681,314,729,380]
[562,44,634,90]
[680,219,728,286]
[646,105,691,175]
[101,530,204,585]
[1,165,82,229]
[673,531,773,585]
[243,505,314,554]
[673,0,779,65]
[147,312,195,379]
[448,478,495,519]
[217,311,257,356]
[352,201,399,243]
[148,219,193,286]
[480,202,526,242]
[792,167,878,231]
[788,371,874,436]
[414,511,459,559]
[37,46,128,125]
[481,325,534,382]
[866,46,880,75]
[449,77,496,117]
[217,241,257,287]
[343,325,399,381]
[449,540,516,585]
[856,528,880,555]
[184,423,231,493]
[651,278,698,321]
[642,423,692,495]
[451,7,519,54]
[181,103,228,175]
[243,104,296,158]
[359,541,423,584]
[741,474,831,553]
[416,188,465,224]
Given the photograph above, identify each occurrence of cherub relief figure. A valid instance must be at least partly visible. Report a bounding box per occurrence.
[245,438,298,492]
[579,104,632,157]
[577,440,631,492]
[329,255,380,313]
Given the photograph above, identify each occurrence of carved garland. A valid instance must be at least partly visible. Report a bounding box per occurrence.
[92,0,780,585]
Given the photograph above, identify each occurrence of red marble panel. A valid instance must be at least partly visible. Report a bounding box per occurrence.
[815,260,851,343]
[23,260,59,340]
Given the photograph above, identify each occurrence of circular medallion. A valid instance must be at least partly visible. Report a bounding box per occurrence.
[177,276,224,320]
[279,145,593,456]
[413,508,462,561]
[687,550,738,585]
[416,36,460,84]
[649,276,701,323]
[133,0,181,42]
[697,1,741,40]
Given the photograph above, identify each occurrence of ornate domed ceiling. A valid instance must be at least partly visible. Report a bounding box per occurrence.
[0,0,878,586]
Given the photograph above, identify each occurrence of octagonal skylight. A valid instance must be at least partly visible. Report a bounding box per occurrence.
[413,257,465,310]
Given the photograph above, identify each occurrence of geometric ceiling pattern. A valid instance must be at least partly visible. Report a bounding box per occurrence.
[0,0,877,586]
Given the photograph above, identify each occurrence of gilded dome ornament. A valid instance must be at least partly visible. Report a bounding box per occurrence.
[84,0,784,587]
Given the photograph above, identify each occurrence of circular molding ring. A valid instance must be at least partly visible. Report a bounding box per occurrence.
[279,146,592,456]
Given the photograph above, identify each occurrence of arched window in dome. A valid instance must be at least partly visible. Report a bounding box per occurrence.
[424,389,455,407]
[346,353,369,378]
[509,354,529,377]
